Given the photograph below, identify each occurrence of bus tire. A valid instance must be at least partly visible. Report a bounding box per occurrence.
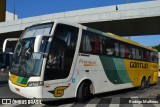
[139,77,146,90]
[77,81,92,102]
[146,77,151,88]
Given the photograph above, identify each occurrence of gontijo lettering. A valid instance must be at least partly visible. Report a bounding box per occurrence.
[130,62,148,68]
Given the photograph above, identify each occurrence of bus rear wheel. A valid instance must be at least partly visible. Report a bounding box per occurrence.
[146,77,151,88]
[77,81,92,102]
[139,77,146,90]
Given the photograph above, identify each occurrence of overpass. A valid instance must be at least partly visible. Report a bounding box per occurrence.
[0,0,160,48]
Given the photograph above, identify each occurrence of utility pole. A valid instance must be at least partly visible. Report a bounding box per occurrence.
[14,0,16,20]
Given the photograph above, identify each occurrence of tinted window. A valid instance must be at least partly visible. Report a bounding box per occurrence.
[44,24,79,80]
[151,51,158,63]
[80,30,119,57]
[143,50,150,61]
[80,30,101,54]
[135,48,142,60]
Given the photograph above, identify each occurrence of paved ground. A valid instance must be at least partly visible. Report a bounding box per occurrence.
[0,70,9,86]
[0,71,160,107]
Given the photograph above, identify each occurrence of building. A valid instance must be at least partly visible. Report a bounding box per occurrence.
[5,11,18,21]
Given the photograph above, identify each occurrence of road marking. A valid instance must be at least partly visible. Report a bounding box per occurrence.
[59,103,75,107]
[109,97,120,107]
[84,98,101,107]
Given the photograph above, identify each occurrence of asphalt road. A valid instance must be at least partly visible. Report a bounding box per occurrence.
[0,78,160,107]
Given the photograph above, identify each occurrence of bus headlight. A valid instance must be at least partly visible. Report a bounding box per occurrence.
[27,81,44,87]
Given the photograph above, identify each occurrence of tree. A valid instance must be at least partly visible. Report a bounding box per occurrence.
[152,44,160,52]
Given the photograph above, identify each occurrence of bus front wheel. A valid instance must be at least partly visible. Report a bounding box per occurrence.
[77,81,92,102]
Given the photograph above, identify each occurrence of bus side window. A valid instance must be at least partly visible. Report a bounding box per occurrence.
[135,48,142,60]
[148,51,151,62]
[115,42,119,57]
[93,36,100,54]
[143,50,150,61]
[132,47,136,59]
[105,39,115,56]
[80,31,102,54]
[80,31,92,53]
[101,37,106,55]
[151,51,158,63]
[124,45,131,59]
[120,44,125,57]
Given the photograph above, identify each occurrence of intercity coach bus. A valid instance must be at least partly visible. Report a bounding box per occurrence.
[9,20,159,101]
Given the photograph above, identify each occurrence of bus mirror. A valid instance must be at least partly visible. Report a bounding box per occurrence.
[34,34,52,53]
[34,35,43,53]
[2,38,19,52]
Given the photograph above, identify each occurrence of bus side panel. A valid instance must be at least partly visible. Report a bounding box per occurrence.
[73,55,133,95]
[124,59,158,86]
[150,63,159,84]
[59,56,158,99]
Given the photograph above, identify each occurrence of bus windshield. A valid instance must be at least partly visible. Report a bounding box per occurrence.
[10,36,49,77]
[10,23,52,77]
[22,23,52,39]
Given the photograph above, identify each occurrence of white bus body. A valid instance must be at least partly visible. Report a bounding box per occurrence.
[9,20,159,101]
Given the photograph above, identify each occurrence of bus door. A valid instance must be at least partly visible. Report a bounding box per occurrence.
[42,42,66,99]
[42,24,79,99]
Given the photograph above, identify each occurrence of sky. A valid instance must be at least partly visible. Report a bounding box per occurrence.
[6,0,160,47]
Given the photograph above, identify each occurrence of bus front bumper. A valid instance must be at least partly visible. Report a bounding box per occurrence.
[9,80,43,99]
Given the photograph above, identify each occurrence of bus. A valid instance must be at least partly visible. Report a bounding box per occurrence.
[9,20,159,101]
[2,38,19,53]
[0,38,18,70]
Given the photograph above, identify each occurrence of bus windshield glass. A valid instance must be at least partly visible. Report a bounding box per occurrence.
[10,37,49,77]
[10,23,52,77]
[21,23,53,39]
